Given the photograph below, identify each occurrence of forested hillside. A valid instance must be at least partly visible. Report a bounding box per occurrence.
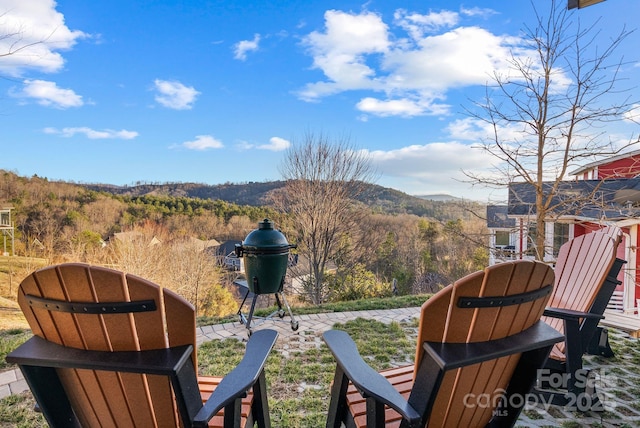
[84,180,483,221]
[0,170,489,316]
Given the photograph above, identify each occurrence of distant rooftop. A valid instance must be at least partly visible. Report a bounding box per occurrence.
[508,178,640,220]
[570,149,640,176]
[486,205,516,229]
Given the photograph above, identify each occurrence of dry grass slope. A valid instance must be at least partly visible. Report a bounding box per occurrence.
[0,257,47,330]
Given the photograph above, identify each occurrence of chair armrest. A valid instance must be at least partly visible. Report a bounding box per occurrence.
[544,307,604,321]
[7,335,194,375]
[423,321,564,371]
[7,335,203,427]
[323,329,421,424]
[192,329,278,426]
[9,331,279,428]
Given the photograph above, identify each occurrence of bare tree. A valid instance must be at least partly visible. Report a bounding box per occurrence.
[105,223,168,283]
[105,224,236,316]
[165,239,231,316]
[465,0,639,259]
[0,10,61,80]
[275,133,376,304]
[0,14,41,59]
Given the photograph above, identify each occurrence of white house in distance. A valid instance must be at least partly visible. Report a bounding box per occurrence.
[0,204,14,256]
[487,150,640,323]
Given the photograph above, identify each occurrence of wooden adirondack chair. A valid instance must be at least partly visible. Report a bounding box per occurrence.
[534,227,624,409]
[6,263,278,428]
[323,260,564,428]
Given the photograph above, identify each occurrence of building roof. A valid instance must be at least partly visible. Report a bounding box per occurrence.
[112,231,162,246]
[570,149,640,176]
[216,240,242,256]
[175,237,220,252]
[486,205,517,228]
[508,178,640,220]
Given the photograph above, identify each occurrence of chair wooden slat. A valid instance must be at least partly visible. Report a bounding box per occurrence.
[414,286,452,368]
[57,368,106,426]
[29,265,83,348]
[126,274,168,350]
[164,287,197,368]
[197,376,253,428]
[445,270,485,343]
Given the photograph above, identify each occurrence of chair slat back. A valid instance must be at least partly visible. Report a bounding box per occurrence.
[17,263,195,428]
[414,260,554,427]
[543,230,619,350]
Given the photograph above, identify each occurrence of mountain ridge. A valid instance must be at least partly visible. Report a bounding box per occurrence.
[83,180,483,219]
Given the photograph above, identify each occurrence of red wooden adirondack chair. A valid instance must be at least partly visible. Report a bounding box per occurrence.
[6,263,277,428]
[323,260,563,428]
[535,226,624,409]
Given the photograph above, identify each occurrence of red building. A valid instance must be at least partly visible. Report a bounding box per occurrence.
[572,150,640,180]
[570,150,640,317]
[488,150,640,321]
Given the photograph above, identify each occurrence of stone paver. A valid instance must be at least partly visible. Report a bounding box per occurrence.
[2,307,639,427]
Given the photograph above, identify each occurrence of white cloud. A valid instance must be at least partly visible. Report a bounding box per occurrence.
[363,141,502,200]
[446,117,496,141]
[257,137,291,151]
[15,79,83,108]
[234,33,261,61]
[393,9,460,39]
[357,96,449,118]
[305,10,390,57]
[236,137,291,151]
[383,26,516,90]
[153,79,200,110]
[298,7,542,118]
[0,0,87,76]
[366,142,494,178]
[298,10,390,101]
[179,135,224,150]
[460,7,499,19]
[623,104,640,124]
[44,127,138,139]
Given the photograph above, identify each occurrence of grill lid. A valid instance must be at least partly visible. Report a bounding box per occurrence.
[235,219,295,256]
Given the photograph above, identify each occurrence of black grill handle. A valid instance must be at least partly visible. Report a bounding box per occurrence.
[235,244,296,257]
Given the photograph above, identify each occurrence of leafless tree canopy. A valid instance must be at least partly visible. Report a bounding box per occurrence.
[275,132,376,303]
[465,0,638,259]
[0,11,55,63]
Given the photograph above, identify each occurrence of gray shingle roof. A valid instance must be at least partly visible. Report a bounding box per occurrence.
[508,178,640,220]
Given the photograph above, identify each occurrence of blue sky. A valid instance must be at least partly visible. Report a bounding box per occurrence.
[1,0,639,202]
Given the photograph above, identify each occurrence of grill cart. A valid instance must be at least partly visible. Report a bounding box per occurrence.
[235,219,298,335]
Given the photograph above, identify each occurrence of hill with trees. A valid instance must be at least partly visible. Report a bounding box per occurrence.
[84,180,483,221]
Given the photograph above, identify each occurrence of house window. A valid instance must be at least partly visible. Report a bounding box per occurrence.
[553,223,570,256]
[0,211,9,227]
[526,224,537,256]
[495,231,510,246]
